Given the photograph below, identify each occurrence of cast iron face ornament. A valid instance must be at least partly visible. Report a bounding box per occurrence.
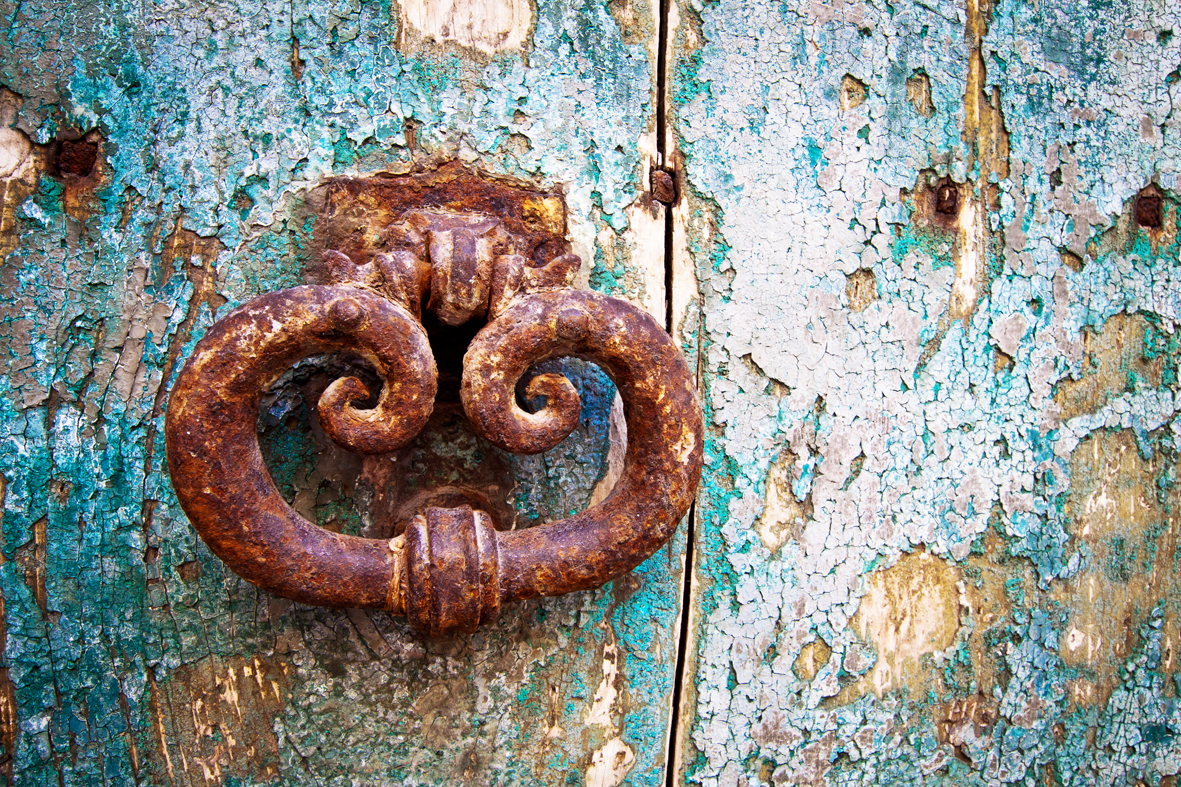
[164,177,704,637]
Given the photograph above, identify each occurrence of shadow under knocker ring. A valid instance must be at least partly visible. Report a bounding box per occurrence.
[164,198,704,636]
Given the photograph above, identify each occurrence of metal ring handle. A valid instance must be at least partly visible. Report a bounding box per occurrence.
[164,205,704,636]
[461,290,703,604]
[165,285,436,608]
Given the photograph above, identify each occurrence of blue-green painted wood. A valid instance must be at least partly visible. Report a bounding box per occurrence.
[675,0,1181,784]
[0,0,682,784]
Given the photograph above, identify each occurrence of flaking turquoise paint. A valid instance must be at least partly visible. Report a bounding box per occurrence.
[0,0,682,784]
[674,0,1181,784]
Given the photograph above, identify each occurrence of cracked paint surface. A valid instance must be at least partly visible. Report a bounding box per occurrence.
[674,0,1181,784]
[6,0,1179,782]
[0,0,682,784]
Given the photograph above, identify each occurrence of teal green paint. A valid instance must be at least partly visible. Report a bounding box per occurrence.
[676,0,1181,783]
[587,242,623,294]
[805,138,823,171]
[899,220,957,272]
[0,0,678,783]
[672,49,708,108]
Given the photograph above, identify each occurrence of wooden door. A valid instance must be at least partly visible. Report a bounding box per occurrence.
[670,0,1181,785]
[3,0,1181,785]
[0,0,683,784]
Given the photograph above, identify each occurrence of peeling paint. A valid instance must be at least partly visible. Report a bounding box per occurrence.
[673,0,1181,782]
[0,0,680,781]
[6,0,1181,781]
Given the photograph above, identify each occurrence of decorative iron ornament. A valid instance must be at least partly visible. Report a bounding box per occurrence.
[165,185,703,637]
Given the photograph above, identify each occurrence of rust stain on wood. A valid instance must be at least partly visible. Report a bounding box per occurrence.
[13,517,47,615]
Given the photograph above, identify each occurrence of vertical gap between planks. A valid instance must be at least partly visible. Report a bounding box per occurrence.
[654,0,669,164]
[654,0,697,783]
[655,0,674,334]
[666,503,696,787]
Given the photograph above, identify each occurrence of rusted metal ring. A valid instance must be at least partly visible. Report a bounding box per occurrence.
[165,285,436,608]
[461,290,704,605]
[165,272,704,635]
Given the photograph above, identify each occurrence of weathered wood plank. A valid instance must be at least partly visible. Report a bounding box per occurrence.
[0,0,683,784]
[673,0,1181,783]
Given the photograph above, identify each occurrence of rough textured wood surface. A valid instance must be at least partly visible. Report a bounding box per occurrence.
[0,0,682,784]
[6,0,1181,784]
[672,0,1181,784]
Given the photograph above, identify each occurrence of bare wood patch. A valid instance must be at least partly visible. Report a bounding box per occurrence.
[935,694,998,766]
[0,108,42,260]
[839,74,867,112]
[962,0,1009,181]
[757,448,810,552]
[146,655,289,785]
[906,70,935,118]
[1055,312,1162,420]
[839,550,961,701]
[1056,429,1179,707]
[845,268,876,312]
[396,0,533,54]
[792,637,831,682]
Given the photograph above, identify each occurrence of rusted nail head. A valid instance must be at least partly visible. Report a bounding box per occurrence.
[330,297,366,329]
[56,139,99,178]
[555,306,589,341]
[1137,192,1163,229]
[651,168,676,205]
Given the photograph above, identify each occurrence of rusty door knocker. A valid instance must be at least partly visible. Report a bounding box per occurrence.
[165,175,703,636]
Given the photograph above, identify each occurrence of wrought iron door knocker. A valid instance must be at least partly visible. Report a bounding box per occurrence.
[165,167,703,636]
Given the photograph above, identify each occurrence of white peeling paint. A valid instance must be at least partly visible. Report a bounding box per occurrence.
[0,127,31,179]
[586,641,619,726]
[397,0,533,53]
